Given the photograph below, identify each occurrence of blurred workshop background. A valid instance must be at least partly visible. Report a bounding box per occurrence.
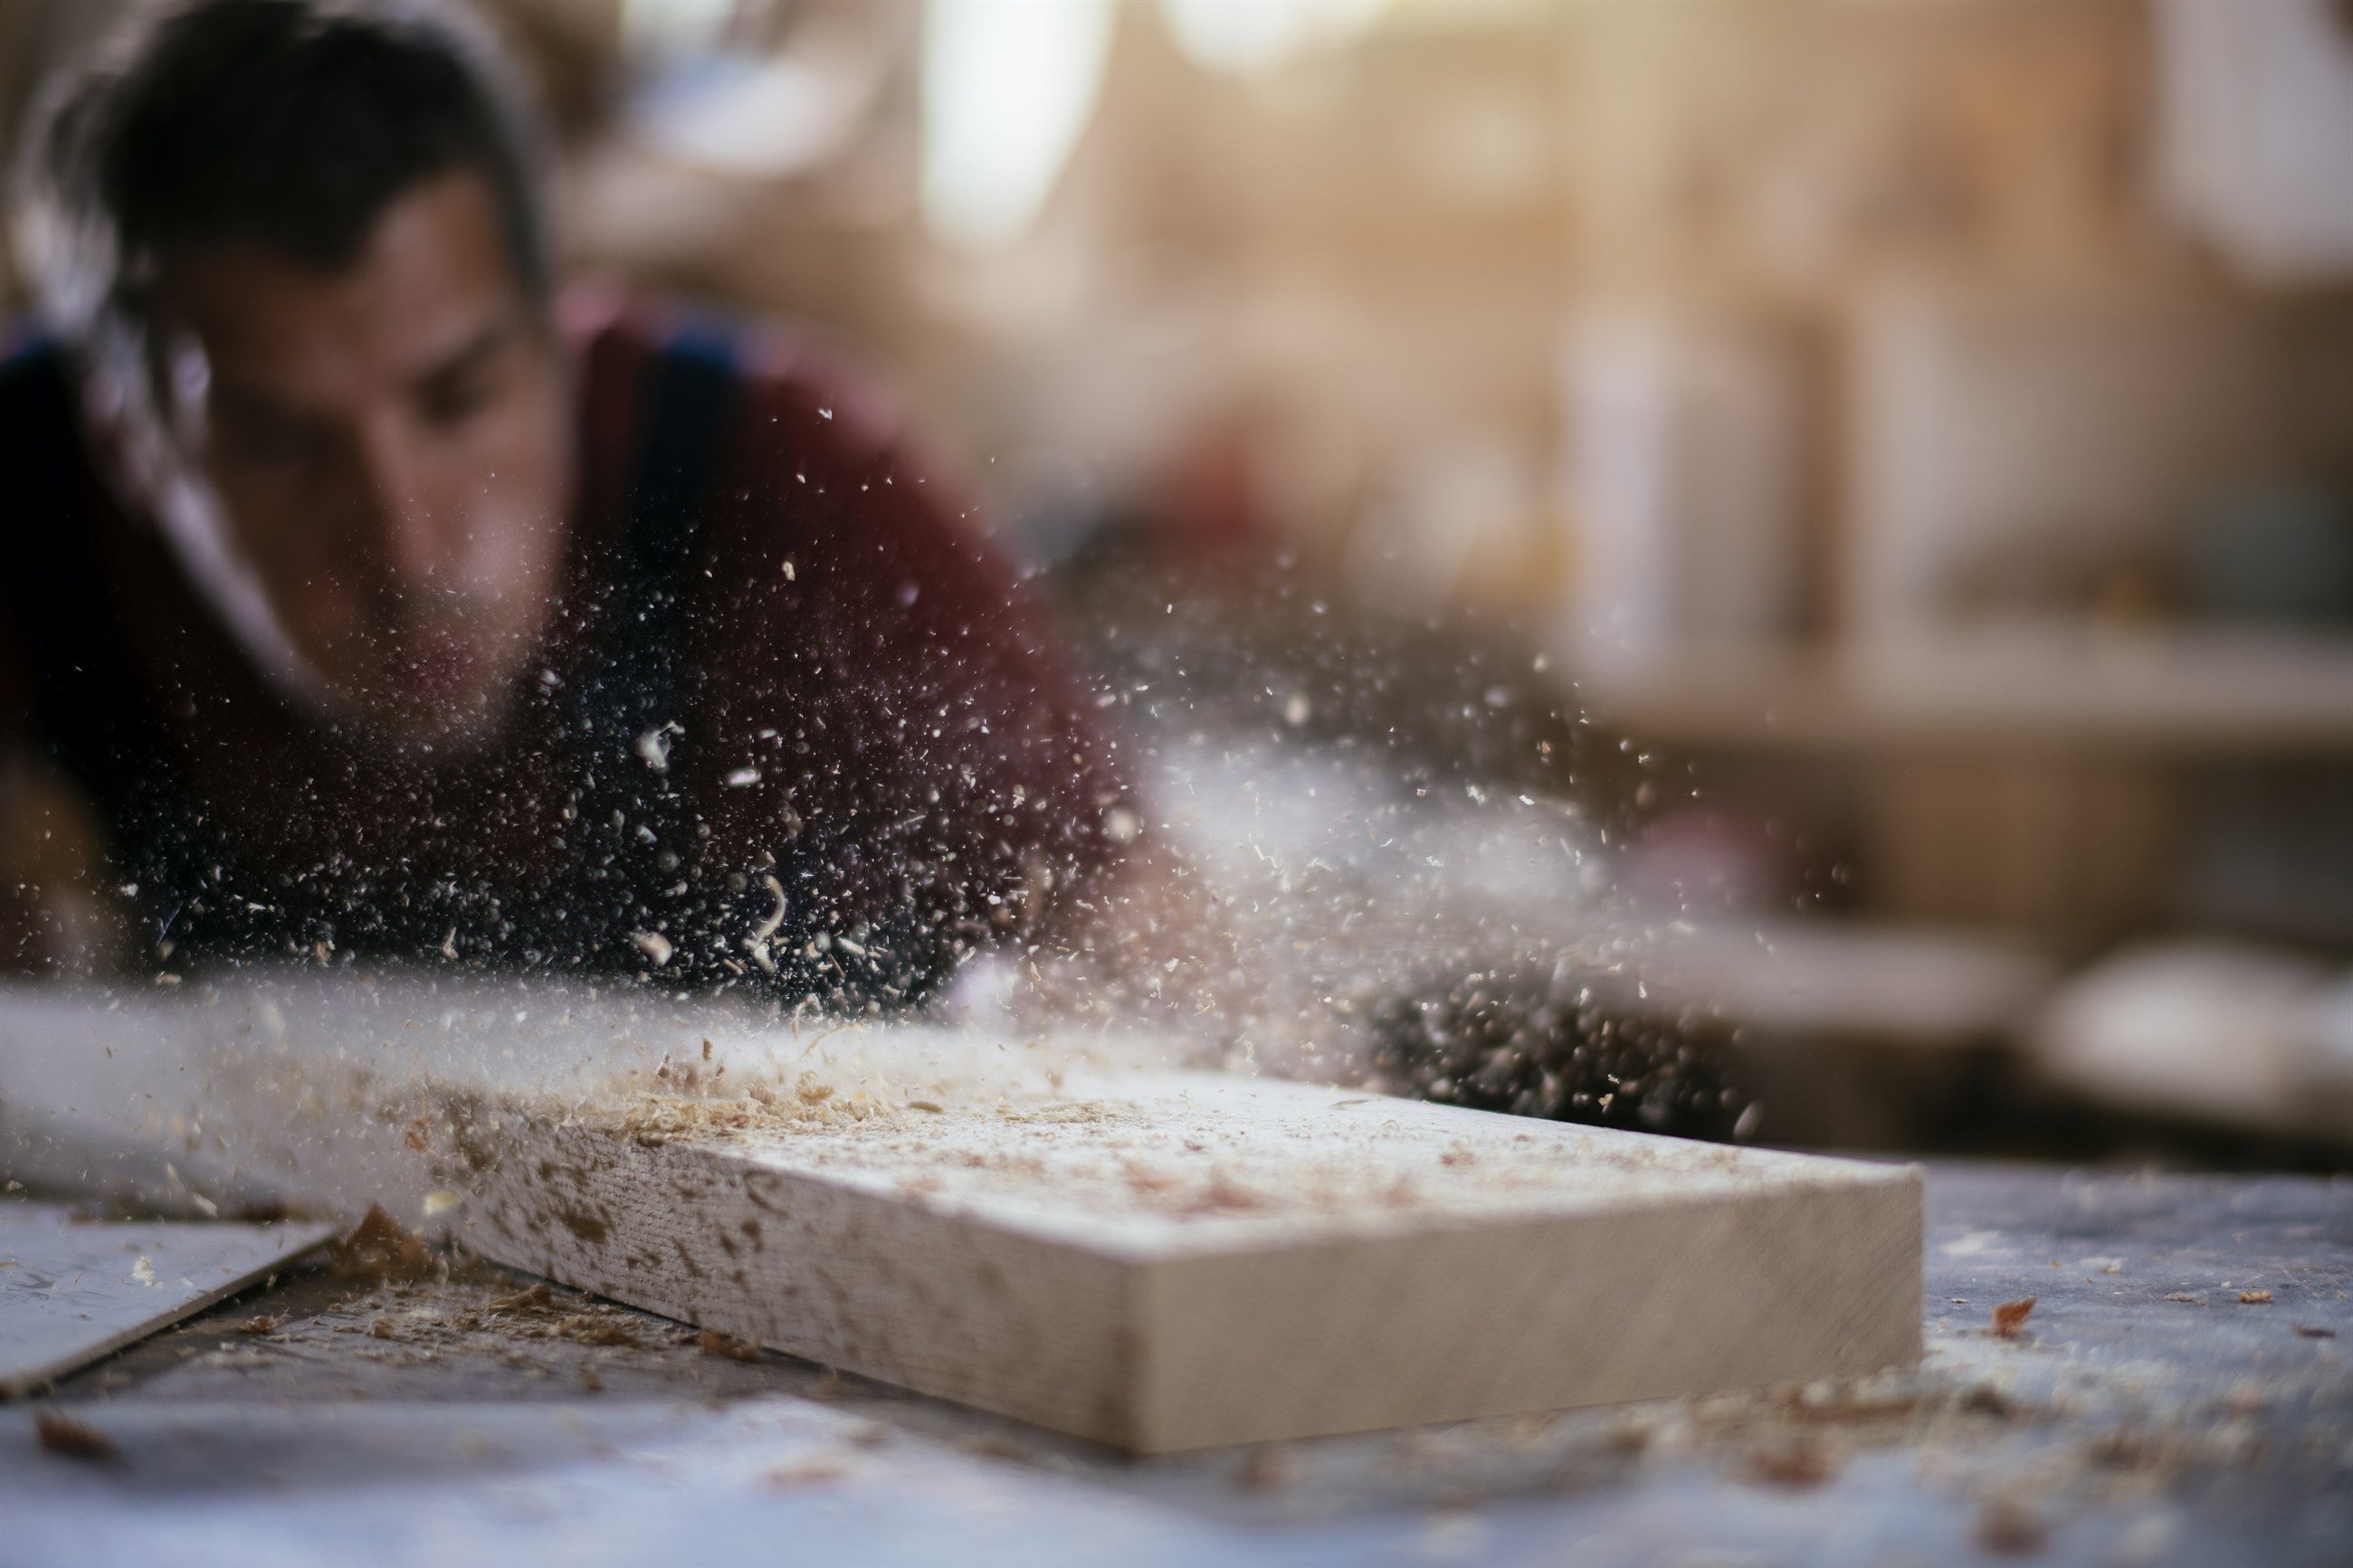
[5,0,2353,1167]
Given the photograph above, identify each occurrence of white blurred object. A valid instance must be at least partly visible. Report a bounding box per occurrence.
[1160,0,1385,75]
[2033,937,2353,1135]
[922,0,1117,251]
[1560,309,1812,664]
[2153,0,2353,284]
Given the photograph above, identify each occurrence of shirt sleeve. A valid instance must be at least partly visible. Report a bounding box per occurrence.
[680,337,1137,1006]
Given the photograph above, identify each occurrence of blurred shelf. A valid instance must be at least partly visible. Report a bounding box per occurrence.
[1558,625,2353,755]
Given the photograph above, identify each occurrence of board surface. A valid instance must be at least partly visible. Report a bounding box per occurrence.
[0,1202,337,1396]
[446,1072,1921,1451]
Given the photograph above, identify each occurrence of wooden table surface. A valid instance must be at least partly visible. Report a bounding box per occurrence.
[5,1164,2349,1567]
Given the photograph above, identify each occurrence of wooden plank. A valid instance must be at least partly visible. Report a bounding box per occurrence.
[0,1203,338,1395]
[439,1074,1920,1451]
[0,975,1920,1449]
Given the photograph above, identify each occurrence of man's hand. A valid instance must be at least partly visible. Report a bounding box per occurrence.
[0,752,129,975]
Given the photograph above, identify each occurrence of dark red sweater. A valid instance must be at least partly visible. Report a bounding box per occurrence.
[0,287,1134,1003]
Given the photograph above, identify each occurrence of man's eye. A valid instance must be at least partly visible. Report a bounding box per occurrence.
[420,365,502,427]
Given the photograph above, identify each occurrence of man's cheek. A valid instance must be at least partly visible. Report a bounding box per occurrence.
[457,492,558,604]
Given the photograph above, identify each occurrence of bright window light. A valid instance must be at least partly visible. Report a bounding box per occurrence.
[922,0,1119,252]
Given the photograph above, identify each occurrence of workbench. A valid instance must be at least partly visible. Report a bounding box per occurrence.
[5,1164,2348,1566]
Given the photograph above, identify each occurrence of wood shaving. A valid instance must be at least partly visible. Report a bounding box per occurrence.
[237,1315,283,1335]
[2238,1289,2273,1305]
[490,1283,555,1311]
[699,1327,763,1362]
[1990,1297,2036,1337]
[33,1411,117,1461]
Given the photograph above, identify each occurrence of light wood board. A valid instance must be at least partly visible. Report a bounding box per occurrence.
[0,974,1920,1449]
[0,1202,337,1396]
[443,1073,1920,1451]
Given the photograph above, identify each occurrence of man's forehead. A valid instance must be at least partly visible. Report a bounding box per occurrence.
[157,170,527,406]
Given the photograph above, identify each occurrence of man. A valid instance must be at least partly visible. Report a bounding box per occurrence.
[0,0,1145,1008]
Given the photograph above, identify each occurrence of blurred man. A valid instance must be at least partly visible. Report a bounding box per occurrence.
[0,0,1145,1006]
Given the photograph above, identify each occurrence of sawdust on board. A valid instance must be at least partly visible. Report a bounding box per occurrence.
[462,1047,1788,1230]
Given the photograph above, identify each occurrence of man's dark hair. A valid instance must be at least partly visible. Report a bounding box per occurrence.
[82,0,547,301]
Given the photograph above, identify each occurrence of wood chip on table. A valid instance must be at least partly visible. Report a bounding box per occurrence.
[557,1315,637,1347]
[1957,1384,2015,1418]
[1234,1445,1295,1490]
[2238,1289,2273,1305]
[334,1205,436,1280]
[1977,1498,2049,1555]
[32,1411,116,1461]
[763,1458,846,1489]
[1743,1435,1838,1488]
[1990,1297,2037,1337]
[489,1283,555,1312]
[698,1327,762,1362]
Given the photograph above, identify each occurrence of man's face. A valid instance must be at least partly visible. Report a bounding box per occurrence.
[153,169,572,748]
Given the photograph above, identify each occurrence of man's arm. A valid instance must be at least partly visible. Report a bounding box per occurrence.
[0,603,129,974]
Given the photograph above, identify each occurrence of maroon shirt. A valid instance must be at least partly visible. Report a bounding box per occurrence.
[0,288,1135,1003]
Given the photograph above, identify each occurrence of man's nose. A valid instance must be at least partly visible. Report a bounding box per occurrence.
[353,419,453,592]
